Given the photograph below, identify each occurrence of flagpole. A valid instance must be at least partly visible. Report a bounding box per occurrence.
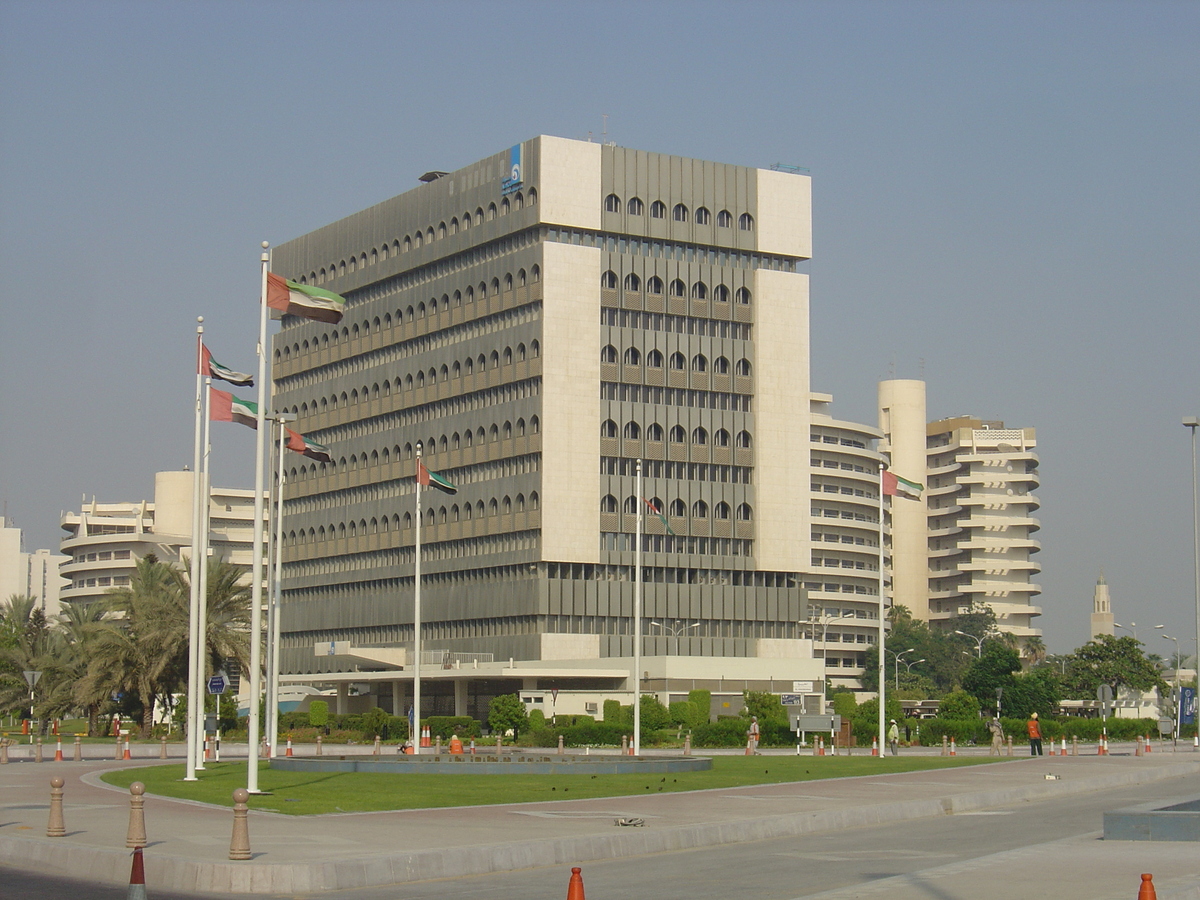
[246,242,270,793]
[196,378,213,770]
[185,318,204,782]
[878,463,887,760]
[413,442,423,754]
[268,416,291,759]
[262,423,277,759]
[633,458,642,756]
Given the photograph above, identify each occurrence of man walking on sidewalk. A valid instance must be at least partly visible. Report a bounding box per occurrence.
[1026,712,1043,756]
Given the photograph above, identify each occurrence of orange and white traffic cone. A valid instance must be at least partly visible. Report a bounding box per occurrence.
[1060,737,1067,756]
[421,726,432,748]
[818,735,825,757]
[871,736,878,757]
[122,739,132,760]
[566,866,586,900]
[1144,734,1151,754]
[54,738,63,762]
[285,738,293,757]
[127,846,147,900]
[949,737,957,757]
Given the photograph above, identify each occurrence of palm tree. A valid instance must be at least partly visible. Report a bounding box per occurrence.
[54,601,109,734]
[1022,635,1047,666]
[0,595,66,730]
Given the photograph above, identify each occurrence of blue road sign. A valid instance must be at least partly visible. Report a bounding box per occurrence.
[207,674,228,695]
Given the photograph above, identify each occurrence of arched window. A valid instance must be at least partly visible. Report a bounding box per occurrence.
[646,275,664,294]
[673,203,689,222]
[462,211,472,229]
[714,428,731,447]
[517,268,526,287]
[488,499,498,516]
[601,494,618,514]
[450,217,458,234]
[601,344,618,364]
[489,423,499,441]
[528,188,537,205]
[692,499,709,518]
[691,281,708,299]
[504,273,513,291]
[669,425,686,443]
[669,279,686,297]
[516,417,526,436]
[739,212,755,231]
[601,419,618,439]
[503,420,512,439]
[714,501,731,520]
[623,496,640,515]
[530,415,540,433]
[489,351,498,370]
[487,202,497,220]
[735,287,752,305]
[490,277,501,294]
[516,494,525,512]
[530,340,540,357]
[627,197,644,215]
[604,193,621,213]
[691,354,708,372]
[623,421,641,440]
[646,423,664,442]
[451,504,460,522]
[601,270,619,289]
[426,227,434,244]
[717,210,733,228]
[475,207,484,225]
[735,358,752,377]
[713,284,730,303]
[503,496,512,514]
[623,347,641,366]
[438,222,446,239]
[736,503,753,521]
[650,200,666,219]
[692,426,708,445]
[736,430,753,449]
[646,349,664,368]
[669,351,686,370]
[453,361,461,378]
[530,265,541,282]
[501,197,510,216]
[669,499,686,517]
[713,356,730,375]
[695,206,711,225]
[623,272,641,291]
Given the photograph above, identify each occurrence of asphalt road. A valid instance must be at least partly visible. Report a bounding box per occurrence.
[1,774,1194,900]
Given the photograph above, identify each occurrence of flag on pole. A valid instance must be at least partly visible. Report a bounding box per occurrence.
[643,497,674,534]
[266,272,346,324]
[209,388,258,429]
[199,344,254,386]
[285,429,332,463]
[882,470,924,500]
[416,459,457,495]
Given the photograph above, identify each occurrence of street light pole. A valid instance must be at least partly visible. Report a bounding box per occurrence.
[1162,632,1180,741]
[1114,621,1140,643]
[649,621,700,656]
[1185,416,1200,690]
[955,630,986,657]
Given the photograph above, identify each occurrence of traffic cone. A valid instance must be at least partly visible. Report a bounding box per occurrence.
[127,846,147,900]
[1144,734,1151,754]
[285,738,293,757]
[566,866,585,900]
[949,737,957,757]
[1137,873,1157,900]
[123,739,132,761]
[871,736,878,757]
[54,738,63,762]
[744,738,752,756]
[420,725,431,748]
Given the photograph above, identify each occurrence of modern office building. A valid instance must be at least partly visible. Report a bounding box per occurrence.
[269,136,826,717]
[877,380,1043,643]
[59,471,261,605]
[0,517,68,617]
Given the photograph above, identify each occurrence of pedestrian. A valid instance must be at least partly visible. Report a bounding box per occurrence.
[988,714,1004,756]
[748,716,760,754]
[1027,712,1043,756]
[887,719,899,756]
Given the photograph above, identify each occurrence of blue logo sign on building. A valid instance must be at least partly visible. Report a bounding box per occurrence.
[501,144,523,196]
[1182,686,1197,726]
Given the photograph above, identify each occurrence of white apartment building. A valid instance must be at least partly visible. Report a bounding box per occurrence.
[0,517,68,617]
[59,471,262,604]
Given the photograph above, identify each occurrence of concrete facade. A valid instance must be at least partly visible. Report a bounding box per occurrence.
[0,517,68,617]
[268,137,821,714]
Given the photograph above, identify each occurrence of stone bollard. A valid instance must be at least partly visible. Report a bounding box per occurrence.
[1,739,8,764]
[621,734,629,755]
[74,735,82,762]
[1007,735,1013,757]
[941,735,948,757]
[1072,736,1079,756]
[229,788,251,860]
[316,735,323,756]
[1136,736,1143,757]
[557,734,564,755]
[115,735,123,761]
[496,735,502,754]
[47,776,66,837]
[160,736,168,759]
[126,782,147,848]
[683,733,692,756]
[435,736,442,755]
[36,738,43,763]
[373,735,381,756]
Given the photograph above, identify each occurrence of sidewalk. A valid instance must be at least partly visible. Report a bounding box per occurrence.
[0,744,1196,895]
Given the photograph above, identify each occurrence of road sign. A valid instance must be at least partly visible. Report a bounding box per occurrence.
[780,694,802,706]
[207,674,227,695]
[1157,717,1174,736]
[1096,684,1114,717]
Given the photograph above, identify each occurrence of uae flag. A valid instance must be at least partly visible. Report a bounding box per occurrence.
[883,470,924,501]
[416,459,457,495]
[643,497,675,535]
[199,344,254,387]
[266,272,346,324]
[210,388,258,429]
[286,429,332,463]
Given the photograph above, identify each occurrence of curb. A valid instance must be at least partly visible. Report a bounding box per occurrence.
[1,759,1196,894]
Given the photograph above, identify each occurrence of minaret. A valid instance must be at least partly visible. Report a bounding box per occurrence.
[1090,573,1115,638]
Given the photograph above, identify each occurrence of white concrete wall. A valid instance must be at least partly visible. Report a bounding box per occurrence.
[878,380,929,619]
[540,241,602,564]
[753,269,810,573]
[537,135,601,231]
[153,470,194,539]
[755,169,812,259]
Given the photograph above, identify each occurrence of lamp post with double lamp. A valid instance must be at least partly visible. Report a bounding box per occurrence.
[1185,415,1200,721]
[884,648,914,690]
[904,657,927,684]
[1114,621,1140,643]
[649,621,700,656]
[955,630,986,658]
[1161,632,1180,741]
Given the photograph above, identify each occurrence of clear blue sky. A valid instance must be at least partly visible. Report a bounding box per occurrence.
[1,1,1197,654]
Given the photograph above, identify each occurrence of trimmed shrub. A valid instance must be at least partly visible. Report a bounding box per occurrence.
[603,699,624,724]
[426,716,480,739]
[528,709,547,730]
[308,700,329,728]
[688,690,712,724]
[640,695,671,731]
[693,718,749,748]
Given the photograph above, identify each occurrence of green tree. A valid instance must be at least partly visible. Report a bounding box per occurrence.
[0,595,70,731]
[961,643,1022,707]
[938,690,981,720]
[687,689,711,724]
[639,694,671,731]
[1001,667,1061,719]
[1063,635,1167,699]
[308,700,329,728]
[831,689,858,720]
[742,690,786,724]
[488,693,527,741]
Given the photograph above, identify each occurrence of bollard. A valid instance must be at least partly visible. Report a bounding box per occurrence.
[316,735,323,756]
[160,736,168,759]
[1136,736,1143,757]
[215,732,221,761]
[950,737,957,757]
[36,737,43,763]
[557,734,564,755]
[621,735,628,755]
[54,737,63,762]
[683,733,691,756]
[567,865,586,900]
[1,739,8,764]
[47,776,66,837]
[1138,873,1157,900]
[1072,735,1078,756]
[229,788,251,860]
[1007,735,1013,757]
[496,735,502,754]
[115,735,123,761]
[127,847,148,900]
[373,735,381,756]
[435,735,442,755]
[126,782,147,848]
[941,735,948,757]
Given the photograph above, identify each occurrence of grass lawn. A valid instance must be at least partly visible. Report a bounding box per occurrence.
[101,755,1006,816]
